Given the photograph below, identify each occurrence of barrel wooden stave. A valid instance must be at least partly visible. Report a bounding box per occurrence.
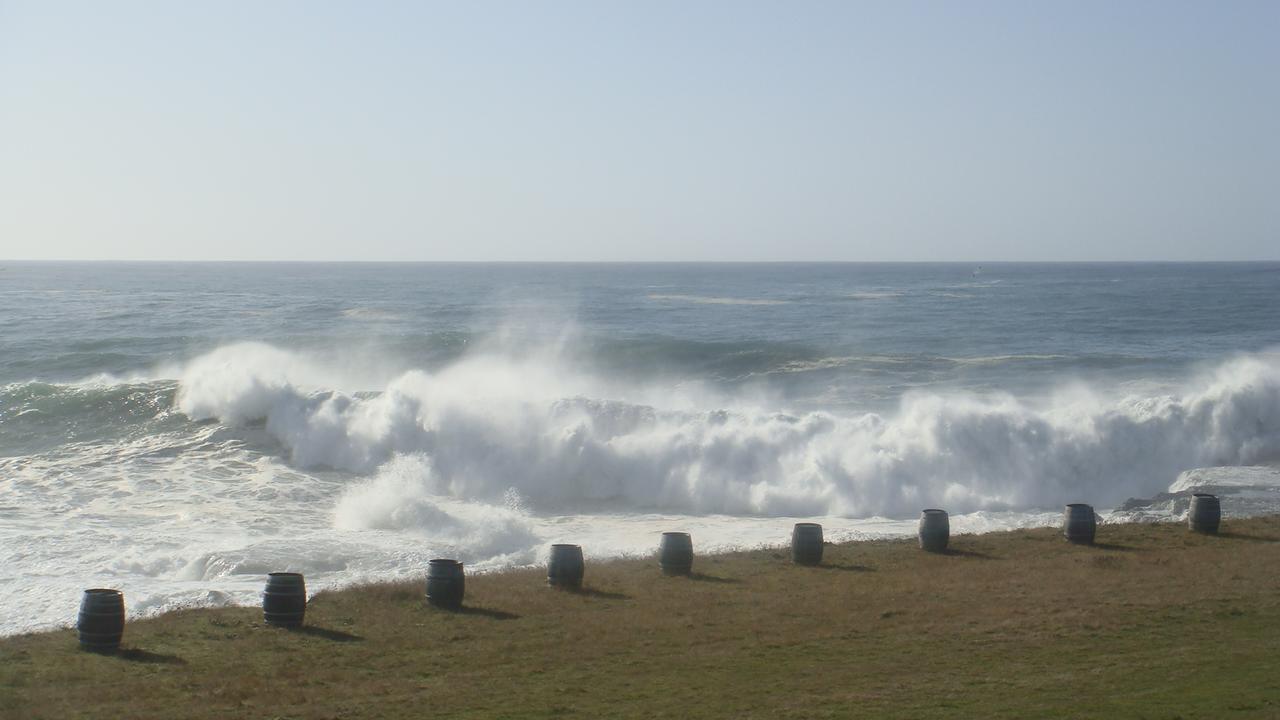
[1189,493,1221,534]
[1063,504,1096,545]
[263,572,307,628]
[426,559,466,609]
[77,588,124,653]
[547,544,585,588]
[791,523,824,565]
[918,509,950,552]
[659,532,693,576]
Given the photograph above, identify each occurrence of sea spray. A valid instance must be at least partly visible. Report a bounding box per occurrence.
[333,455,540,558]
[7,262,1280,639]
[174,344,1280,518]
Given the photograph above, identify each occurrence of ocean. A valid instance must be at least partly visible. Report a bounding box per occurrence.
[3,261,1279,635]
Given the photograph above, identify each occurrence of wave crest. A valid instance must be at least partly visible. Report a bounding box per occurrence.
[173,344,1280,518]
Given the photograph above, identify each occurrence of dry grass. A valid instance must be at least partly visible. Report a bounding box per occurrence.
[3,517,1279,719]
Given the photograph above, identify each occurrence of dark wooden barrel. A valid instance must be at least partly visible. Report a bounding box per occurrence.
[659,532,693,576]
[426,559,465,609]
[918,509,949,552]
[791,523,824,565]
[547,544,585,588]
[1063,504,1096,544]
[77,588,124,653]
[1189,493,1221,534]
[262,572,306,628]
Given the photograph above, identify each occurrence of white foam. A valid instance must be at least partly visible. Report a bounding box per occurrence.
[845,291,904,300]
[1169,465,1280,492]
[945,354,1070,365]
[174,344,1280,517]
[333,455,540,556]
[340,307,404,321]
[6,344,1280,637]
[768,357,856,374]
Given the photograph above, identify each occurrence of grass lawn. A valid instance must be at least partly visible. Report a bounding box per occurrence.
[3,516,1278,719]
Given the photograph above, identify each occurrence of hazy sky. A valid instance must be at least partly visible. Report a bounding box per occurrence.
[1,1,1276,261]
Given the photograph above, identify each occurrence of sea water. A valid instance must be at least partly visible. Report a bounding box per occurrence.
[2,262,1279,634]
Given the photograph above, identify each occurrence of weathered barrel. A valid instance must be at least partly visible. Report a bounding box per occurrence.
[659,532,693,576]
[1063,504,1096,545]
[547,544,585,588]
[262,572,306,628]
[1189,493,1221,534]
[426,559,465,609]
[77,589,124,653]
[918,509,949,552]
[791,523,824,565]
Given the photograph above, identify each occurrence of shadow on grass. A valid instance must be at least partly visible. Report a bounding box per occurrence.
[938,548,996,560]
[813,563,875,572]
[117,648,186,665]
[566,587,631,601]
[453,606,521,621]
[688,573,741,584]
[1092,542,1141,552]
[1216,531,1279,543]
[292,626,363,642]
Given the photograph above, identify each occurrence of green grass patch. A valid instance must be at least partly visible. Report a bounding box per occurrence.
[3,517,1279,719]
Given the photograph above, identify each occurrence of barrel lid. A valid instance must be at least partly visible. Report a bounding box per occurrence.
[794,522,822,529]
[921,508,947,515]
[550,543,581,549]
[1192,492,1218,498]
[1065,503,1093,509]
[661,531,690,538]
[428,558,462,565]
[83,588,122,596]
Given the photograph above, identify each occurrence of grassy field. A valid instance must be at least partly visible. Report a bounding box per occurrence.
[3,517,1279,719]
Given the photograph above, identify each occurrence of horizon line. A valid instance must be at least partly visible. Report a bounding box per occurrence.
[3,258,1280,265]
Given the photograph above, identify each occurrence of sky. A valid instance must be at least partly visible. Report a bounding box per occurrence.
[0,1,1276,261]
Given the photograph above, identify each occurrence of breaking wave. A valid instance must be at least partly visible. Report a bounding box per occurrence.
[174,342,1280,518]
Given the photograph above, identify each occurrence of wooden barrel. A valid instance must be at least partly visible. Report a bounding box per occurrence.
[918,509,949,552]
[1063,504,1096,545]
[791,523,824,565]
[547,544,585,588]
[262,572,306,628]
[77,588,124,653]
[659,532,693,576]
[1189,493,1221,534]
[426,559,465,609]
